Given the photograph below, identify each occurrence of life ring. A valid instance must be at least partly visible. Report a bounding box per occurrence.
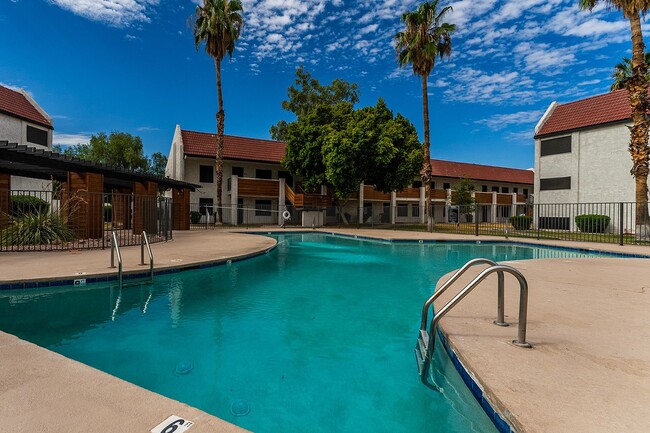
[282,210,291,220]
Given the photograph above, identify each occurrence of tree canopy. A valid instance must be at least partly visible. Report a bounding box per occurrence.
[270,66,360,141]
[281,97,423,201]
[53,132,167,175]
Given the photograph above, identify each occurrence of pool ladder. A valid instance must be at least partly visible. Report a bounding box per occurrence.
[416,258,532,390]
[110,231,154,289]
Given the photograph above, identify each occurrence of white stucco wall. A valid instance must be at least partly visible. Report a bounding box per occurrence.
[1,112,53,192]
[577,123,635,203]
[535,123,635,205]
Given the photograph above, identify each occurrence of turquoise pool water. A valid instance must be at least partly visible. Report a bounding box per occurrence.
[0,234,613,432]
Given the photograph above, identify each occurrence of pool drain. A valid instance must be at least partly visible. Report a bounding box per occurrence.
[175,361,194,375]
[230,399,250,416]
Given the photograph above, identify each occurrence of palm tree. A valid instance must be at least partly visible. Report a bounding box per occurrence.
[610,52,650,91]
[193,0,243,224]
[580,0,650,236]
[395,1,456,230]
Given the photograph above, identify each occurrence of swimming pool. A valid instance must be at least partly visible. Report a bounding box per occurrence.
[0,234,616,432]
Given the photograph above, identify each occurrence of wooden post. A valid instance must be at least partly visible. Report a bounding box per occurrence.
[67,172,104,239]
[172,188,190,230]
[133,181,158,234]
[0,174,10,227]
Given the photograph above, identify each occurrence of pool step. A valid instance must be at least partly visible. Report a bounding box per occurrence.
[415,329,429,375]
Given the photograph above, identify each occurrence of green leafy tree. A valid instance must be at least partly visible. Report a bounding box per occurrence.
[270,66,359,141]
[87,132,149,171]
[580,0,650,236]
[193,0,243,223]
[53,135,163,175]
[282,98,422,216]
[451,178,476,222]
[148,152,168,176]
[52,143,92,160]
[395,0,456,230]
[610,53,650,91]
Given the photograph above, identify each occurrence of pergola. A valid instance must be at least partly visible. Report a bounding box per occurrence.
[0,141,198,234]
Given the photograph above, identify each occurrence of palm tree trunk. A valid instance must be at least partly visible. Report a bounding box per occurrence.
[627,12,650,238]
[421,75,433,230]
[215,58,225,224]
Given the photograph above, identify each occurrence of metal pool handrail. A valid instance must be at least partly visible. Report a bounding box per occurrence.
[140,231,154,282]
[110,231,123,289]
[419,264,531,386]
[421,258,509,331]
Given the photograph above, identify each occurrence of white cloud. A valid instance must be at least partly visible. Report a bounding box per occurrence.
[476,110,545,131]
[53,133,91,146]
[47,0,159,27]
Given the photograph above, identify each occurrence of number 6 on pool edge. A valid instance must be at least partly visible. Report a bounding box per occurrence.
[161,419,185,433]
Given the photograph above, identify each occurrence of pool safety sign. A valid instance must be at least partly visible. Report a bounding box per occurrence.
[151,416,193,433]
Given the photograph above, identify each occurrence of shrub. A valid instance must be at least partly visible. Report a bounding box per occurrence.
[509,215,532,230]
[190,211,202,224]
[3,211,75,245]
[575,214,610,233]
[11,195,50,216]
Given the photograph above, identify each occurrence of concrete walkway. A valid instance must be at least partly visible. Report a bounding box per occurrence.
[0,228,649,433]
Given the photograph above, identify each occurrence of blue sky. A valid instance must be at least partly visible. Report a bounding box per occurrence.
[0,0,642,169]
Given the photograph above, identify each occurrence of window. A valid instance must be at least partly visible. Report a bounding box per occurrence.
[443,183,450,190]
[199,165,214,183]
[492,186,499,192]
[412,181,422,188]
[256,169,272,179]
[397,203,408,217]
[412,204,420,217]
[199,198,213,215]
[26,125,48,146]
[523,188,529,197]
[482,185,488,192]
[540,136,571,156]
[232,166,244,177]
[513,187,519,194]
[255,199,272,216]
[502,187,509,193]
[540,177,571,191]
[430,181,436,189]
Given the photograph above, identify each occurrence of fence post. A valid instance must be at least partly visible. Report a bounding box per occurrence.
[619,202,624,246]
[536,204,541,240]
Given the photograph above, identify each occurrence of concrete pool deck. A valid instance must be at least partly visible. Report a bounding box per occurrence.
[0,228,649,433]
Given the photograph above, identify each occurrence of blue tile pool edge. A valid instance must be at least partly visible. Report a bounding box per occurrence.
[0,244,277,291]
[436,327,519,433]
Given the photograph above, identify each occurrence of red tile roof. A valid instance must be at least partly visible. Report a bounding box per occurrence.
[536,89,632,137]
[430,159,533,185]
[0,85,52,129]
[181,129,533,185]
[181,130,286,163]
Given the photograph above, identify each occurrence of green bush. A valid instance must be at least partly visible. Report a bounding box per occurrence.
[509,215,532,230]
[575,214,610,233]
[11,195,50,216]
[3,211,75,245]
[104,203,113,223]
[190,211,202,224]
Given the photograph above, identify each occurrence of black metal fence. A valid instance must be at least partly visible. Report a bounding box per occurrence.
[189,201,650,245]
[0,190,172,252]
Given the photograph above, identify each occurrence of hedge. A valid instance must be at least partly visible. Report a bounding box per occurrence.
[190,211,202,224]
[509,215,532,230]
[575,214,610,233]
[11,195,50,216]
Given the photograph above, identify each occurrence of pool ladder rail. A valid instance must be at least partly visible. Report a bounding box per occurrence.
[416,258,532,390]
[110,230,154,289]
